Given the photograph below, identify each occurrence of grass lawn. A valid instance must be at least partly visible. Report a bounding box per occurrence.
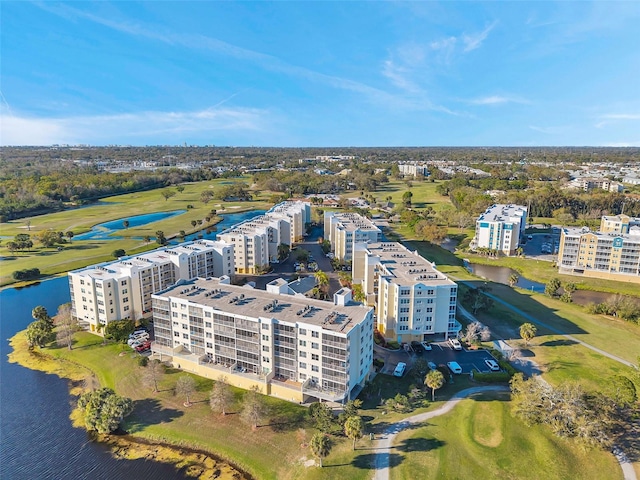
[390,392,622,480]
[0,177,274,287]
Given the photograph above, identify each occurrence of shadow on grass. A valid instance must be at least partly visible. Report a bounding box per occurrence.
[539,339,578,347]
[127,398,184,433]
[351,452,403,470]
[396,436,445,453]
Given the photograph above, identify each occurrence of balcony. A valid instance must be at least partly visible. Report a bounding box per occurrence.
[302,379,348,403]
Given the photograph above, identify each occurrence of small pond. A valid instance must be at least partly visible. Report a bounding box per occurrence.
[74,210,186,240]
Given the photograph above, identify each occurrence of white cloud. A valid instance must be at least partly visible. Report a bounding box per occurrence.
[462,21,498,52]
[470,95,530,106]
[595,113,640,128]
[0,107,268,146]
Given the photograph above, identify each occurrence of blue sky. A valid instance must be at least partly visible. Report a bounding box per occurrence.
[1,1,639,147]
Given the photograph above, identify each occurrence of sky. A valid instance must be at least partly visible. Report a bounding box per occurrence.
[1,1,640,147]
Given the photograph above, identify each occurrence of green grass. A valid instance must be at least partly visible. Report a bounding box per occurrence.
[390,392,622,480]
[0,177,274,286]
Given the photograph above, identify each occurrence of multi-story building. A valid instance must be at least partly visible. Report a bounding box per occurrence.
[472,204,527,255]
[352,242,460,342]
[557,226,640,283]
[398,163,429,177]
[68,240,234,333]
[219,201,311,273]
[324,212,381,262]
[600,214,640,234]
[151,277,374,403]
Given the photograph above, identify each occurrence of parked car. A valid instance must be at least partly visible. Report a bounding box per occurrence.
[393,362,407,377]
[448,338,463,351]
[421,341,432,351]
[135,341,151,352]
[411,341,424,354]
[447,361,463,374]
[485,359,500,371]
[427,361,437,371]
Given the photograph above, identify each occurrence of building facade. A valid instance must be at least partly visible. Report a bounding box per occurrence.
[352,242,460,342]
[324,211,381,262]
[557,226,640,283]
[472,204,527,255]
[600,214,640,234]
[69,240,234,332]
[398,163,429,177]
[151,277,374,403]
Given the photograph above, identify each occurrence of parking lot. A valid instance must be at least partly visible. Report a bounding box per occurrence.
[388,342,500,375]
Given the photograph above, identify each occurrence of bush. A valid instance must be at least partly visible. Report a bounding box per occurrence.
[498,360,518,376]
[373,358,384,369]
[12,268,41,280]
[473,371,511,383]
[138,356,149,367]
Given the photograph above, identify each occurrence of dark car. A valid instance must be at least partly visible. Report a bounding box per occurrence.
[411,341,424,354]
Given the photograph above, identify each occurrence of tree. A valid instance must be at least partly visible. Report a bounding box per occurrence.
[143,235,151,244]
[519,322,537,346]
[462,321,491,344]
[508,273,519,287]
[209,376,234,415]
[32,305,52,326]
[142,359,165,393]
[104,319,135,344]
[112,249,126,259]
[176,375,197,406]
[425,369,445,401]
[77,387,133,434]
[309,432,330,467]
[122,220,130,229]
[277,243,290,261]
[352,284,365,303]
[161,190,176,201]
[176,185,185,194]
[415,220,448,244]
[545,278,561,297]
[344,415,364,450]
[608,375,637,407]
[191,220,198,228]
[309,402,334,433]
[241,386,266,430]
[66,231,74,243]
[54,303,78,350]
[25,319,54,349]
[402,190,413,207]
[36,229,62,248]
[295,249,310,263]
[155,230,167,245]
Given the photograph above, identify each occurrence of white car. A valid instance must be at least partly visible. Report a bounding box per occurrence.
[447,361,462,374]
[393,362,407,377]
[485,359,500,371]
[448,338,463,351]
[421,341,432,351]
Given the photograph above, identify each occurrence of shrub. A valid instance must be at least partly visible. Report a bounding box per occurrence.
[498,360,518,376]
[386,340,401,350]
[138,356,149,367]
[373,358,385,369]
[473,371,511,383]
[12,268,41,280]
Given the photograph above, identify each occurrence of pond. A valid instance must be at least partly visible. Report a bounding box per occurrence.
[74,210,186,240]
[171,210,265,244]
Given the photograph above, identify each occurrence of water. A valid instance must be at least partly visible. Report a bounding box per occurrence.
[73,210,186,241]
[0,278,188,479]
[171,210,265,244]
[464,261,619,305]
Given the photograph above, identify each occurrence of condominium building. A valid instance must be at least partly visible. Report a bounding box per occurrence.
[324,211,381,261]
[352,242,460,342]
[219,201,311,274]
[557,226,640,283]
[151,277,374,403]
[68,240,234,332]
[398,163,429,177]
[600,214,640,234]
[472,204,527,255]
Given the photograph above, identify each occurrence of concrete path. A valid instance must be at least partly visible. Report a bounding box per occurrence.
[373,386,508,480]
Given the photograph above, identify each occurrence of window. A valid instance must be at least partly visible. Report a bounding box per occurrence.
[262,345,270,352]
[206,332,212,338]
[206,342,213,348]
[299,328,306,335]
[174,332,180,337]
[262,334,269,341]
[121,280,127,286]
[263,356,270,363]
[182,333,188,339]
[299,362,307,369]
[299,340,307,347]
[123,306,129,312]
[122,288,128,294]
[311,354,319,361]
[172,312,178,317]
[205,322,212,328]
[205,311,212,318]
[311,331,319,338]
[123,297,129,303]
[311,342,319,349]
[311,365,319,372]
[300,373,307,380]
[262,323,269,330]
[299,351,307,358]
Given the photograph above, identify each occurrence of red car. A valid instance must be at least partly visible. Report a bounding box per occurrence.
[135,341,151,352]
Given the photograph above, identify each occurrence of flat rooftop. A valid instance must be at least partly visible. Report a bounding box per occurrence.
[563,227,640,239]
[330,212,381,232]
[363,242,455,286]
[154,277,371,334]
[477,204,527,223]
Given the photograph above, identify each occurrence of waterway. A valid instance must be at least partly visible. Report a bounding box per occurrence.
[0,277,189,479]
[171,209,265,244]
[74,210,186,241]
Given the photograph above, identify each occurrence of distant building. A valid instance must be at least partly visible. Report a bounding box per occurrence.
[398,163,429,177]
[600,214,640,234]
[557,226,640,283]
[573,177,624,192]
[151,277,374,403]
[352,242,460,342]
[69,240,234,333]
[472,204,527,255]
[324,211,381,261]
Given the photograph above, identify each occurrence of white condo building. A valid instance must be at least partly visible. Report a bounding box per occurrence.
[69,240,234,333]
[352,242,460,342]
[472,204,527,255]
[219,201,311,274]
[324,211,381,261]
[151,277,374,403]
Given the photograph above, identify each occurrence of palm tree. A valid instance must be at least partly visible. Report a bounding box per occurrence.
[143,235,151,244]
[309,433,330,467]
[519,322,537,347]
[122,220,130,229]
[344,416,364,450]
[425,369,445,401]
[509,273,519,287]
[66,231,74,243]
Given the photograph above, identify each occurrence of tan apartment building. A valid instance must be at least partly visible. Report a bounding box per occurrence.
[151,277,374,403]
[352,242,460,342]
[324,211,381,261]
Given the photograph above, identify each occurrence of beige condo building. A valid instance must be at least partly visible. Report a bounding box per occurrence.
[324,211,381,262]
